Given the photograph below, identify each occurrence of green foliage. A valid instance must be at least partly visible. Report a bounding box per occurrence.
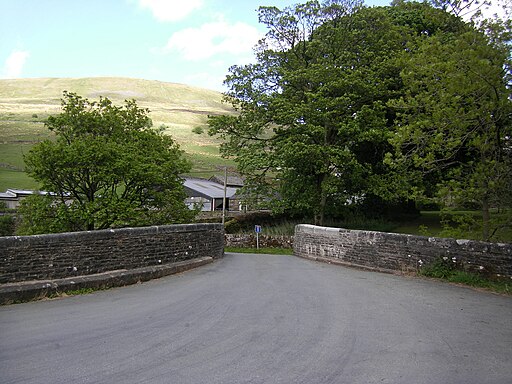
[437,209,512,242]
[192,126,204,135]
[17,194,72,235]
[208,1,481,226]
[0,215,15,236]
[0,77,235,192]
[19,92,195,235]
[439,211,482,240]
[388,13,512,241]
[225,210,400,236]
[420,257,460,279]
[62,288,97,296]
[420,256,511,294]
[224,211,285,234]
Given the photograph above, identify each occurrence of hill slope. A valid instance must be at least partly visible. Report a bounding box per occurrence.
[0,77,234,191]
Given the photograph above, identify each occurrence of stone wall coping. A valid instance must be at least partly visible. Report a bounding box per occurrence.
[296,224,340,235]
[295,224,511,249]
[0,223,223,245]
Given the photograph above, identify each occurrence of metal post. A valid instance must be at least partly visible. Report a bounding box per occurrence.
[222,166,227,225]
[255,225,261,250]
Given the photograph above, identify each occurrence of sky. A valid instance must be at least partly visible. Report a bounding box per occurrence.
[1,0,507,92]
[0,0,393,91]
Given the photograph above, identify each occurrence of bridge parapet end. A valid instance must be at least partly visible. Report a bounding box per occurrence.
[293,224,512,278]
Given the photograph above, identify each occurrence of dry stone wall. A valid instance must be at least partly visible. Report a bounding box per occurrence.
[294,224,512,277]
[225,234,293,249]
[0,224,224,284]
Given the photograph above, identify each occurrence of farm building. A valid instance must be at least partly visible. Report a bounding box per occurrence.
[183,177,242,212]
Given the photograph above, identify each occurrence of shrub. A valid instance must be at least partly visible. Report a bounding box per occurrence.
[192,126,204,135]
[419,256,511,294]
[0,215,15,236]
[420,257,459,279]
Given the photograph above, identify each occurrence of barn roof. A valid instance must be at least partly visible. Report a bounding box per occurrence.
[183,178,238,199]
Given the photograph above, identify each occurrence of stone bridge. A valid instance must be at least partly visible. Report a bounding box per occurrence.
[1,223,511,304]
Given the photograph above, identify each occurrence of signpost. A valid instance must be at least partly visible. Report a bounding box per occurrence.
[255,225,262,250]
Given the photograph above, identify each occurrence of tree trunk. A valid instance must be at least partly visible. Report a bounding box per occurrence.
[314,173,327,226]
[482,194,490,241]
[480,155,490,241]
[319,185,327,227]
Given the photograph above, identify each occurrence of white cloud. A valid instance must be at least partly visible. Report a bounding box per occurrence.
[138,0,203,22]
[158,20,261,61]
[183,71,226,91]
[2,50,30,79]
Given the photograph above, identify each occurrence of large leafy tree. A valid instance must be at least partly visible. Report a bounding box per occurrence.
[388,15,512,240]
[209,0,467,224]
[20,92,194,234]
[211,0,390,224]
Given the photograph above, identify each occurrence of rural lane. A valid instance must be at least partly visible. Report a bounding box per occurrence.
[1,253,511,384]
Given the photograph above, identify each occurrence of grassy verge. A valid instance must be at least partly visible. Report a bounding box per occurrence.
[225,247,293,255]
[423,272,512,295]
[419,258,511,295]
[445,272,512,294]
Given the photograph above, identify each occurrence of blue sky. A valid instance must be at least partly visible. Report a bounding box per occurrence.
[0,0,398,91]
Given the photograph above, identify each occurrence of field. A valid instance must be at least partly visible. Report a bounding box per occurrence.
[0,77,235,191]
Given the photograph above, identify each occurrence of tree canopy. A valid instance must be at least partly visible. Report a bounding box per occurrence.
[209,0,511,238]
[20,92,194,234]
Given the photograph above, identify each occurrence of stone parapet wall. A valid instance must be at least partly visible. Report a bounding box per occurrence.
[0,224,224,284]
[293,224,512,277]
[225,234,293,249]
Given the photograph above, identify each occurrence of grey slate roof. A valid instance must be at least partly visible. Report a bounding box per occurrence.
[183,178,238,199]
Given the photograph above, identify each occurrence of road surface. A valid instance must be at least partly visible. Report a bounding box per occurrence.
[1,253,511,384]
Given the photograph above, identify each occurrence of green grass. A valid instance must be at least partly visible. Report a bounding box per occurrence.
[419,257,511,294]
[0,143,34,169]
[225,247,293,255]
[0,169,40,191]
[446,272,511,294]
[0,77,235,191]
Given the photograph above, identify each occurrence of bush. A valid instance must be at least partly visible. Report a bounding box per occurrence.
[420,257,459,279]
[416,200,441,211]
[357,195,419,220]
[419,256,511,294]
[0,215,15,236]
[192,126,204,135]
[224,211,289,234]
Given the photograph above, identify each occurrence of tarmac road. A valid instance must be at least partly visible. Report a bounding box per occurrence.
[1,252,511,384]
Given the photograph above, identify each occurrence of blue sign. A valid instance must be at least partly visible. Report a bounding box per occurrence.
[255,225,262,233]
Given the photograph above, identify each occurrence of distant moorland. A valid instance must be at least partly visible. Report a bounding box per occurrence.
[0,77,235,191]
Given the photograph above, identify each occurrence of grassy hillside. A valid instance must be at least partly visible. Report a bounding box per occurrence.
[0,77,235,191]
